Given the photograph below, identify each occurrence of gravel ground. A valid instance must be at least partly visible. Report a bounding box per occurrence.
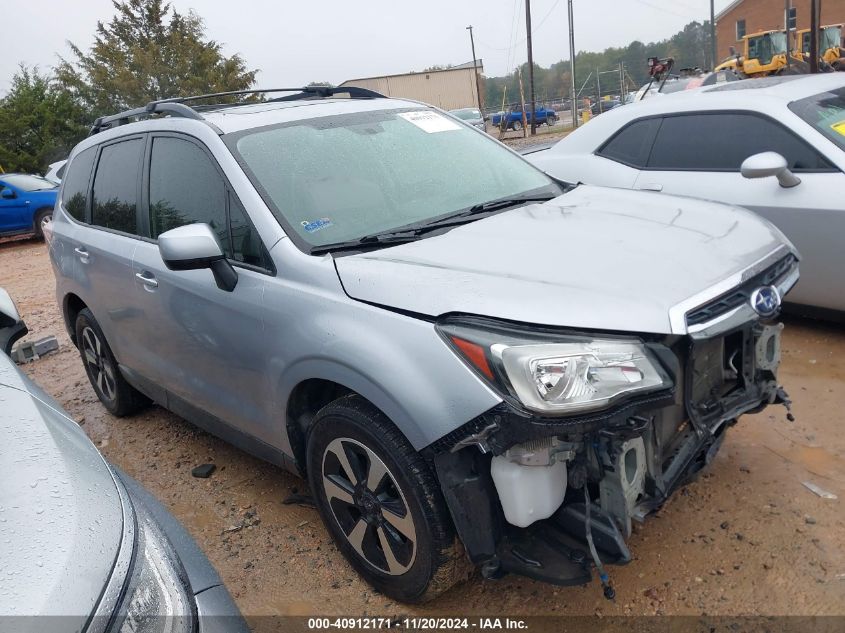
[2,236,844,627]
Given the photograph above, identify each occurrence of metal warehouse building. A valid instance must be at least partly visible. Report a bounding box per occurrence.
[716,0,845,60]
[339,61,483,111]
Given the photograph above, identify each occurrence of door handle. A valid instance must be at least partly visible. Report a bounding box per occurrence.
[74,247,90,262]
[135,272,159,288]
[637,183,663,192]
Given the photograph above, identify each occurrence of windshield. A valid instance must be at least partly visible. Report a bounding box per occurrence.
[748,33,786,65]
[1,174,57,191]
[802,27,841,53]
[450,108,482,121]
[789,87,845,153]
[227,107,555,248]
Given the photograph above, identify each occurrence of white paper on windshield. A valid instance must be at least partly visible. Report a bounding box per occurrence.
[398,111,461,133]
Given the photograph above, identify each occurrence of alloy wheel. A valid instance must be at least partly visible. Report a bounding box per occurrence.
[40,213,52,233]
[321,437,417,575]
[82,326,117,402]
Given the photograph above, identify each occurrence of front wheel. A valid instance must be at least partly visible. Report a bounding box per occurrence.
[306,395,469,603]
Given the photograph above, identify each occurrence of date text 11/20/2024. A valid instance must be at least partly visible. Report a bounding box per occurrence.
[307,617,528,630]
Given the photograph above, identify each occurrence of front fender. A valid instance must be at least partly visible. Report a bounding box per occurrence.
[265,287,502,453]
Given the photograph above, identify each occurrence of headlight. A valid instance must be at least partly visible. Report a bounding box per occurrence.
[439,318,671,415]
[113,503,194,633]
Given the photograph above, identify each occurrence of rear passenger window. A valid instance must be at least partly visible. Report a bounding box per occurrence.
[647,113,833,172]
[597,118,661,168]
[149,137,229,252]
[61,147,96,222]
[92,139,143,234]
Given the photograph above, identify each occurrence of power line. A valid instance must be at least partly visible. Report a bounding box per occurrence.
[480,0,562,52]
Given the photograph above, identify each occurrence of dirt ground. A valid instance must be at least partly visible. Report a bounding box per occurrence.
[2,236,844,624]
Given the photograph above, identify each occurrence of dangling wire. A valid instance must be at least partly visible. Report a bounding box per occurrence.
[584,484,615,600]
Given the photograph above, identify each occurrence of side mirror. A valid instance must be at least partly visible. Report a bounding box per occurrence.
[158,223,238,292]
[0,288,28,356]
[1,188,16,200]
[740,152,801,188]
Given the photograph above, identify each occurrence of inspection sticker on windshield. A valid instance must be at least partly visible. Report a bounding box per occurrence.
[301,217,333,233]
[398,110,461,133]
[832,121,845,137]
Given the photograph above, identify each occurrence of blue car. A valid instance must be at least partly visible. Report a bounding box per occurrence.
[0,173,58,239]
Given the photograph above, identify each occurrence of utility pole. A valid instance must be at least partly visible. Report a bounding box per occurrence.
[619,62,624,101]
[596,68,602,114]
[466,26,483,112]
[784,0,792,69]
[710,0,716,69]
[525,0,537,135]
[809,0,820,73]
[568,0,578,128]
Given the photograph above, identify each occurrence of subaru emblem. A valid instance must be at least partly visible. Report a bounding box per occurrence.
[750,286,781,318]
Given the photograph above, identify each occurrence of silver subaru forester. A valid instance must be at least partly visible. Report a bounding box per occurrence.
[49,87,799,603]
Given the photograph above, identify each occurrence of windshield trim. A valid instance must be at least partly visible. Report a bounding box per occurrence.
[222,106,557,255]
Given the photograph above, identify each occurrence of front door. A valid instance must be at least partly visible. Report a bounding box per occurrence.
[127,134,272,442]
[0,182,27,233]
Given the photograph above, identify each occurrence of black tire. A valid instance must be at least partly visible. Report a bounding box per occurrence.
[75,308,149,416]
[512,120,523,131]
[306,395,470,603]
[33,208,53,239]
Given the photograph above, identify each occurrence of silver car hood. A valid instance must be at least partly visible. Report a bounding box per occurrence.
[0,355,123,623]
[335,185,791,334]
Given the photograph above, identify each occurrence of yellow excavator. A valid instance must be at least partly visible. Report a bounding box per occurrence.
[715,29,793,76]
[795,24,844,69]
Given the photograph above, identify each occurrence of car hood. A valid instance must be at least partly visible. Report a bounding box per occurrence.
[334,185,791,334]
[0,355,123,623]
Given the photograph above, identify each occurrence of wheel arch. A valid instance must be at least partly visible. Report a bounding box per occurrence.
[281,359,425,475]
[63,292,88,346]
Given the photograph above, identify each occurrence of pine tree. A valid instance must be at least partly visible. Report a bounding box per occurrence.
[55,0,258,116]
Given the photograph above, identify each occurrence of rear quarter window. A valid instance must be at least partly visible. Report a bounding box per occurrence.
[60,147,97,222]
[596,118,661,168]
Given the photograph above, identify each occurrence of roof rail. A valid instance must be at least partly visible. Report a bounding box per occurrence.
[89,102,205,136]
[88,86,386,136]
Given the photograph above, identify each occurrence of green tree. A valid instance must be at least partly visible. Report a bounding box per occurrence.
[55,0,258,116]
[0,65,87,173]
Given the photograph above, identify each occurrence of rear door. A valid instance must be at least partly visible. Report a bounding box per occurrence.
[632,111,845,311]
[72,136,146,362]
[0,181,28,233]
[128,133,271,441]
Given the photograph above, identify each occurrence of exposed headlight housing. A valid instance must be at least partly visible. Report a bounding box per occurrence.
[112,501,194,633]
[439,318,671,415]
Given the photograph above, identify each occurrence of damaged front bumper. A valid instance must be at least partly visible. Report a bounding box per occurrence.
[427,317,793,589]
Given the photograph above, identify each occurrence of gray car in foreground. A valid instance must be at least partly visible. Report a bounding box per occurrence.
[0,289,247,632]
[49,86,797,603]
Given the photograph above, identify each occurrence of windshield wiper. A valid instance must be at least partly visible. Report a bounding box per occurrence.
[310,233,422,255]
[411,194,557,232]
[310,194,557,255]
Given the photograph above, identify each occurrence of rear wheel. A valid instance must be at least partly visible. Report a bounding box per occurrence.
[33,208,52,239]
[306,395,469,602]
[75,308,149,416]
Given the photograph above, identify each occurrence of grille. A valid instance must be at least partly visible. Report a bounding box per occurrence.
[686,254,797,327]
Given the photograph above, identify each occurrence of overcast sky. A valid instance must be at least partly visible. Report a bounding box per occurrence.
[2,0,734,94]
